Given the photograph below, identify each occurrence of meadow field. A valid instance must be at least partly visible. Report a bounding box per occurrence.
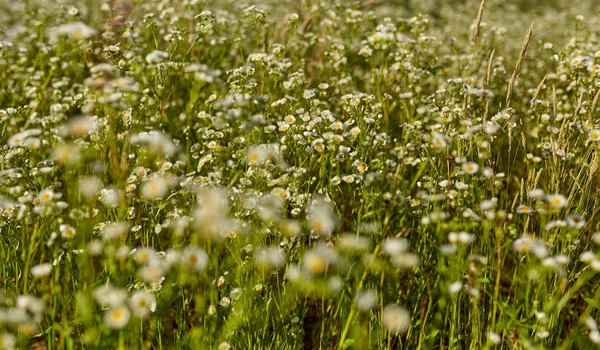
[1,0,600,348]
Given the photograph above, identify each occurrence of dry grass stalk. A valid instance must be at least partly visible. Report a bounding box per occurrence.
[588,88,600,124]
[472,0,487,46]
[506,22,534,108]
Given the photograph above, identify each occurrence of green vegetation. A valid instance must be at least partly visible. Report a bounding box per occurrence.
[1,0,600,348]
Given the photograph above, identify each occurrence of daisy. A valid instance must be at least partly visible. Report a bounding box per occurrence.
[546,194,567,209]
[567,214,585,229]
[381,304,410,335]
[105,306,130,329]
[589,129,600,142]
[181,246,209,272]
[141,176,169,200]
[462,162,479,175]
[516,205,533,214]
[129,291,156,318]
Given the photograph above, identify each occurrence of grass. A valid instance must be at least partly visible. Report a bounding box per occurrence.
[0,0,600,349]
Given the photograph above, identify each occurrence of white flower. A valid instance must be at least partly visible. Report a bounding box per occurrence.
[129,291,156,318]
[94,285,128,307]
[105,305,130,329]
[230,288,242,301]
[101,221,129,240]
[307,196,337,236]
[487,331,501,344]
[17,295,46,315]
[431,132,447,148]
[382,238,409,256]
[145,50,169,64]
[141,176,170,200]
[48,22,97,41]
[589,129,600,142]
[528,189,545,200]
[448,281,463,294]
[208,305,216,315]
[59,224,76,239]
[31,263,52,277]
[355,290,378,312]
[247,145,269,165]
[546,194,567,208]
[462,162,479,175]
[219,297,231,308]
[65,116,97,138]
[567,214,585,229]
[217,342,231,350]
[181,245,209,272]
[38,188,55,203]
[79,176,103,198]
[254,246,287,269]
[381,304,410,335]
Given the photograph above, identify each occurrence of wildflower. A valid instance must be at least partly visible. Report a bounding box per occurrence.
[219,297,231,308]
[129,291,156,318]
[337,234,371,251]
[230,288,242,300]
[516,205,533,214]
[546,194,567,209]
[218,342,231,350]
[589,129,600,142]
[342,175,355,184]
[145,50,169,64]
[48,22,97,41]
[330,176,341,185]
[302,251,328,275]
[181,246,209,272]
[38,188,55,203]
[31,263,52,278]
[59,224,76,239]
[130,131,178,155]
[65,116,97,138]
[487,332,501,344]
[391,253,419,269]
[462,162,479,175]
[307,197,337,236]
[528,189,545,200]
[381,304,410,335]
[448,281,463,294]
[17,295,46,315]
[208,305,216,315]
[247,146,268,165]
[105,306,130,329]
[0,334,15,350]
[570,57,583,68]
[254,246,287,269]
[24,138,41,150]
[142,176,170,200]
[67,7,79,16]
[52,143,81,165]
[513,235,548,258]
[134,247,157,265]
[355,162,368,173]
[383,238,409,256]
[79,176,102,198]
[311,138,326,152]
[101,221,129,241]
[355,290,378,312]
[567,214,585,229]
[431,132,447,148]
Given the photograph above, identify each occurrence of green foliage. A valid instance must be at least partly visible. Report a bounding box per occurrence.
[0,0,599,349]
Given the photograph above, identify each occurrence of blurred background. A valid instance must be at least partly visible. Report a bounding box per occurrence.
[0,0,598,60]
